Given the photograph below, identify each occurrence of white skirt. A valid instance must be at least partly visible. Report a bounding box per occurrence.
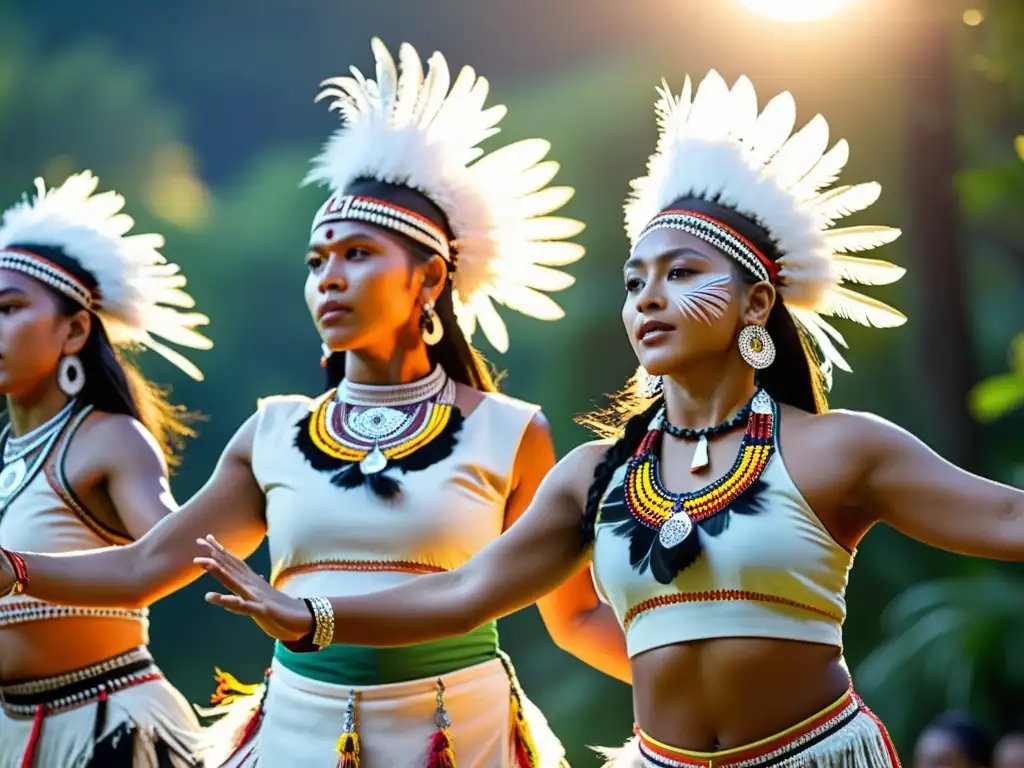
[0,648,201,768]
[202,656,566,768]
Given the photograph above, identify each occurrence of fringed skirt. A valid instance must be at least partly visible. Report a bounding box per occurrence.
[0,646,202,768]
[199,653,566,768]
[597,687,900,768]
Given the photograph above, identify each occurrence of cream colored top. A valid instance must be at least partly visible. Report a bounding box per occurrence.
[591,422,853,658]
[0,407,148,629]
[252,391,539,601]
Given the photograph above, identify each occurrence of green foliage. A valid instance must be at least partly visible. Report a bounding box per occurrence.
[857,572,1024,738]
[0,11,183,207]
[969,333,1024,422]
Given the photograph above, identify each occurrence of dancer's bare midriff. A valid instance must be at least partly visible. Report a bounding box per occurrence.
[632,636,849,752]
[0,618,147,682]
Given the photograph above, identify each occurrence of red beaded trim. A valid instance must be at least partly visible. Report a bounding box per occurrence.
[2,549,28,596]
[271,559,447,588]
[622,589,843,631]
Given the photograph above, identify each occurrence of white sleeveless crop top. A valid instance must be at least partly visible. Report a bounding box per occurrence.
[591,402,853,658]
[0,407,148,629]
[252,390,539,600]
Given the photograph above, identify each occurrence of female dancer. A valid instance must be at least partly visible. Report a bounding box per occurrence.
[189,70,1024,766]
[0,171,210,766]
[0,39,597,767]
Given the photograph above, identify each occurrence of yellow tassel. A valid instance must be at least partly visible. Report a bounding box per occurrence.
[510,689,539,767]
[209,667,263,706]
[336,689,360,767]
[336,732,360,768]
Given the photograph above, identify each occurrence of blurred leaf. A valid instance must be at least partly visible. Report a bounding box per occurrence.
[1016,135,1024,162]
[968,371,1024,422]
[956,165,1024,216]
[969,333,1024,422]
[1011,333,1024,372]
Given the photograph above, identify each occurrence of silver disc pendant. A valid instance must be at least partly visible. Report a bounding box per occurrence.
[359,444,388,475]
[658,510,694,548]
[0,459,26,502]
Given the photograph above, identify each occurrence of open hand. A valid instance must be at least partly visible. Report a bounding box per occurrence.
[195,535,312,642]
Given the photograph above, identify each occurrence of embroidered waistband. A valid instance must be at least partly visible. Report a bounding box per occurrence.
[0,600,148,628]
[637,687,860,767]
[623,590,842,632]
[0,646,160,717]
[271,558,447,589]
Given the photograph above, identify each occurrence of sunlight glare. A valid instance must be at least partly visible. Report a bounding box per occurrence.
[739,0,854,21]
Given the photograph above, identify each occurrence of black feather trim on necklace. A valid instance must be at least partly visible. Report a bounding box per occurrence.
[597,390,777,583]
[294,391,464,501]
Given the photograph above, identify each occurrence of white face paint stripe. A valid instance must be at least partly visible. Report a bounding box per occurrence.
[671,273,731,324]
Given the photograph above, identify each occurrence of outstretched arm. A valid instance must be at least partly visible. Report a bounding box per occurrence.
[0,415,267,608]
[849,411,1024,559]
[197,442,608,648]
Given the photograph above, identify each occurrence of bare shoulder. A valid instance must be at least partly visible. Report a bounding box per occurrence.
[73,411,166,475]
[555,439,616,501]
[780,405,914,481]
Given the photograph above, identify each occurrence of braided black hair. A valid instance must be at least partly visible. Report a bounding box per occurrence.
[579,396,663,547]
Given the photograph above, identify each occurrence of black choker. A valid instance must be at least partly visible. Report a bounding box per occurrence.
[659,390,759,473]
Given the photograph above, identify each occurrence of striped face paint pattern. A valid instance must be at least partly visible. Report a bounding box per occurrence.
[671,273,731,324]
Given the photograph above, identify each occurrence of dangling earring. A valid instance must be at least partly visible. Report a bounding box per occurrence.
[636,366,663,398]
[57,355,85,396]
[738,325,776,369]
[320,343,331,369]
[421,302,444,346]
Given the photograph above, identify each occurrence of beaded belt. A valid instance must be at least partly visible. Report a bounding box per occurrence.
[0,600,148,628]
[636,689,866,767]
[0,646,160,718]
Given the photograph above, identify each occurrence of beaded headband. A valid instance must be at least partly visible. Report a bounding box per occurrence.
[0,247,96,309]
[310,194,453,266]
[632,209,780,285]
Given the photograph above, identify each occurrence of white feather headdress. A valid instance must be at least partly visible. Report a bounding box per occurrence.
[0,172,211,380]
[304,37,585,353]
[626,70,906,381]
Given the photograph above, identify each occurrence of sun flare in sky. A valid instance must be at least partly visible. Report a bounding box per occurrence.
[739,0,854,21]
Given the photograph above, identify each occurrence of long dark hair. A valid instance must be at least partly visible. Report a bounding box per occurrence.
[320,179,497,393]
[578,199,828,545]
[52,293,194,467]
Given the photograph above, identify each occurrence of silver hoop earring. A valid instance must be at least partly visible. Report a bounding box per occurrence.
[636,366,663,399]
[57,355,85,396]
[421,302,444,346]
[738,325,776,370]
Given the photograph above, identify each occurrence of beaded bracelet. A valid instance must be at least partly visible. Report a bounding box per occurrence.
[1,548,29,598]
[282,597,335,653]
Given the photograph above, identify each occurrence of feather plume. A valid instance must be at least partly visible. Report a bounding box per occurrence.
[819,286,907,328]
[625,70,906,384]
[0,172,210,379]
[305,38,584,352]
